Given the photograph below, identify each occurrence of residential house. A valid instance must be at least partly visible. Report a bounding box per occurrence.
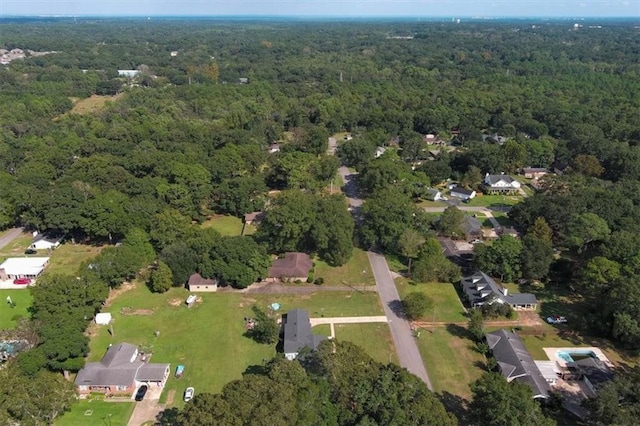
[461,216,482,241]
[0,257,50,281]
[485,329,550,399]
[268,143,281,154]
[425,188,443,202]
[282,309,325,360]
[375,146,387,158]
[450,186,476,201]
[482,133,507,145]
[238,77,249,84]
[117,70,140,78]
[483,173,521,194]
[424,134,446,146]
[460,271,537,310]
[267,252,313,282]
[30,232,62,250]
[552,161,568,175]
[522,167,549,180]
[75,343,170,396]
[187,273,218,292]
[243,211,265,226]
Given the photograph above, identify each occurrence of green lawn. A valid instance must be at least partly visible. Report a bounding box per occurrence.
[0,231,34,262]
[56,400,135,426]
[334,323,398,365]
[0,289,32,329]
[314,248,376,287]
[492,211,516,227]
[46,243,104,275]
[416,200,448,208]
[312,324,332,336]
[85,284,382,408]
[201,215,244,236]
[465,194,522,209]
[416,326,486,400]
[396,278,468,323]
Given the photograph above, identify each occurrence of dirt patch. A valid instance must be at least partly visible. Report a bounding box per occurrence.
[168,298,183,307]
[104,281,136,307]
[238,298,257,308]
[120,307,155,316]
[165,389,175,406]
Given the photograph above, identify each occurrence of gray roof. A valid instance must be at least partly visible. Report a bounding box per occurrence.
[283,309,325,356]
[461,272,537,307]
[450,186,475,196]
[75,343,169,388]
[461,216,482,236]
[485,329,550,398]
[485,174,518,185]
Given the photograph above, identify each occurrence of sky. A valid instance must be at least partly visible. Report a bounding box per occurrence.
[0,0,638,18]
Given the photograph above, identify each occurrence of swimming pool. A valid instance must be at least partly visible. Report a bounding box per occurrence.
[557,350,598,363]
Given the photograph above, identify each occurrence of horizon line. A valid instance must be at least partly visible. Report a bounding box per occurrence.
[0,14,638,19]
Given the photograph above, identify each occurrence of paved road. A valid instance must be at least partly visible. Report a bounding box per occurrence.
[424,205,501,228]
[368,251,434,389]
[0,228,23,251]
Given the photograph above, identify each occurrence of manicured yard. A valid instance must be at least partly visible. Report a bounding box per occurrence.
[201,215,244,236]
[0,289,32,329]
[492,211,516,227]
[465,194,522,209]
[85,284,383,408]
[56,399,135,426]
[314,248,376,287]
[334,323,398,365]
[416,200,448,208]
[416,326,486,400]
[396,278,468,323]
[312,324,332,336]
[46,243,104,274]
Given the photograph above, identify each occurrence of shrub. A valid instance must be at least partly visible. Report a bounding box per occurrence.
[402,292,433,320]
[314,277,324,285]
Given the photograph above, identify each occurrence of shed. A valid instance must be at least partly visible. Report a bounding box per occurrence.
[95,312,112,325]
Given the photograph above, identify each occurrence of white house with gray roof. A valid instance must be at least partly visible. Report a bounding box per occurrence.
[75,343,169,396]
[483,173,521,194]
[461,272,537,310]
[485,329,550,399]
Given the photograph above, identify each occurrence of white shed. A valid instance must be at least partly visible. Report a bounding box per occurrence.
[95,313,112,325]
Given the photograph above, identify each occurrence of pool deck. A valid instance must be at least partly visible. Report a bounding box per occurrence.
[542,347,614,368]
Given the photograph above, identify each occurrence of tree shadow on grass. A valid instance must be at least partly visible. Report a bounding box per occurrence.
[438,391,470,425]
[446,323,472,340]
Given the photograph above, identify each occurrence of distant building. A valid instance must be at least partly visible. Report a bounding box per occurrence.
[30,232,62,250]
[425,188,443,201]
[375,146,387,158]
[238,78,249,84]
[267,252,313,282]
[483,174,521,194]
[117,70,140,78]
[450,186,476,201]
[282,309,325,360]
[187,273,218,292]
[0,257,50,281]
[460,272,537,310]
[522,168,549,180]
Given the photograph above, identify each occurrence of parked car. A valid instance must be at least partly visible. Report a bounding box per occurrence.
[13,278,31,285]
[24,249,37,255]
[470,239,483,244]
[184,387,195,402]
[134,385,148,401]
[547,316,568,324]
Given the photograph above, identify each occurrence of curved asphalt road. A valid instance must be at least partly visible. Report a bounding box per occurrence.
[331,142,433,390]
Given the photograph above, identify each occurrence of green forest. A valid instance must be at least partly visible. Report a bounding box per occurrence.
[0,18,639,425]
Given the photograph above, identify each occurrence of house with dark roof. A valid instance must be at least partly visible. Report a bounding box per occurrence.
[460,272,537,310]
[485,329,550,399]
[30,232,63,250]
[450,186,476,201]
[483,174,521,194]
[461,216,482,241]
[282,309,325,360]
[267,252,313,282]
[75,343,169,396]
[566,358,614,395]
[426,188,443,201]
[522,168,549,180]
[187,273,218,292]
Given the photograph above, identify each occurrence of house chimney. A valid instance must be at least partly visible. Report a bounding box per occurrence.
[502,288,508,296]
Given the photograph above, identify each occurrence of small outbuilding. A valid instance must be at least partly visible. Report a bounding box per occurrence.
[187,273,218,292]
[30,232,62,250]
[95,313,112,325]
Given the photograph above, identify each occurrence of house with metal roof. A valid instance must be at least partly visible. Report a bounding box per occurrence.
[0,257,50,281]
[450,186,476,201]
[75,343,169,397]
[460,271,537,310]
[485,329,550,399]
[282,309,325,360]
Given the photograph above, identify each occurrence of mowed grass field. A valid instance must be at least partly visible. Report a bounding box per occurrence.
[86,283,383,409]
[46,243,104,274]
[334,323,398,365]
[314,248,376,287]
[56,400,135,426]
[0,289,33,329]
[416,326,486,400]
[396,278,468,323]
[201,215,244,236]
[0,231,34,262]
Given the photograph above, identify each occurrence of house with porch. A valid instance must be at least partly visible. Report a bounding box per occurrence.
[267,252,313,283]
[460,271,537,310]
[75,342,169,397]
[0,257,50,281]
[485,329,550,399]
[483,174,521,194]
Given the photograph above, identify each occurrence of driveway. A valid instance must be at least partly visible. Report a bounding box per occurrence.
[0,228,23,251]
[127,398,164,426]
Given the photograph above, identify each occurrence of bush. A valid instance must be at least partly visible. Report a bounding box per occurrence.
[314,277,324,285]
[307,273,314,283]
[402,292,433,320]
